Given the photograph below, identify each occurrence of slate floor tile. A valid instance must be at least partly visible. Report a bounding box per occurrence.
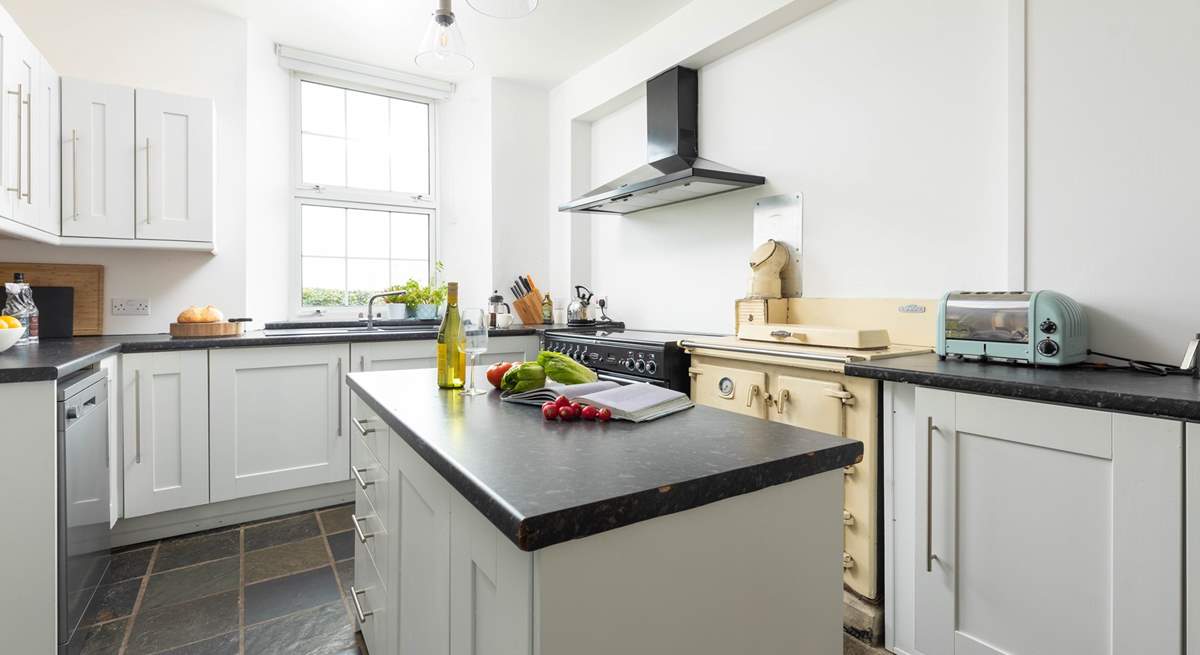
[69,617,127,655]
[245,566,341,625]
[318,505,354,534]
[125,590,239,655]
[334,558,354,598]
[245,513,321,552]
[244,601,358,655]
[80,577,141,626]
[326,530,355,562]
[141,557,240,611]
[154,529,240,573]
[245,536,330,583]
[156,630,240,655]
[101,546,153,585]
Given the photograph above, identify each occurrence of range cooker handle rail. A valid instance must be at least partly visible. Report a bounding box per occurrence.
[678,340,852,364]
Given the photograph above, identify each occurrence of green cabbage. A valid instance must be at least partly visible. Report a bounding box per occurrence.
[537,351,599,385]
[501,362,546,393]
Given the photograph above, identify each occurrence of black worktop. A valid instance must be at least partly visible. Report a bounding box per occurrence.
[0,325,549,384]
[846,353,1200,422]
[347,369,862,551]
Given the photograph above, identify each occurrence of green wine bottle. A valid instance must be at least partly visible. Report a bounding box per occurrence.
[436,282,465,389]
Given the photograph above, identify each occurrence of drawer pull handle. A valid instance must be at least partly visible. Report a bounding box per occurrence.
[351,466,375,490]
[926,416,940,573]
[352,417,376,436]
[352,513,376,543]
[350,586,374,623]
[770,329,792,338]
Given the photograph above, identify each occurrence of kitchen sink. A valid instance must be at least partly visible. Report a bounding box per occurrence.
[261,325,436,337]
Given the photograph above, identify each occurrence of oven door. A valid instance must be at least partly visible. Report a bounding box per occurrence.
[595,370,668,388]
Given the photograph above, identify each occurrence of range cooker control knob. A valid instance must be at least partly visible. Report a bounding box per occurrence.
[1037,338,1060,357]
[644,360,657,375]
[1040,319,1058,334]
[587,352,602,364]
[624,359,636,371]
[634,359,646,373]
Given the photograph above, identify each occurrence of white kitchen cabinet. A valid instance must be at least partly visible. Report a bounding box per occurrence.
[1188,423,1200,655]
[394,433,452,655]
[134,88,213,242]
[449,491,533,655]
[4,28,39,231]
[209,344,350,502]
[121,351,210,518]
[35,53,57,234]
[60,78,135,238]
[351,335,539,374]
[0,7,20,222]
[912,387,1181,655]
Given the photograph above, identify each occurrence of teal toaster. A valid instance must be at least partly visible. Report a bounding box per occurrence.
[937,291,1089,365]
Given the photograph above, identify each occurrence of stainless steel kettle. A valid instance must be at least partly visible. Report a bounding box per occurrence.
[567,285,593,322]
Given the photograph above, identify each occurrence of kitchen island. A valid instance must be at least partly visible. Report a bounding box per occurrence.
[346,369,861,655]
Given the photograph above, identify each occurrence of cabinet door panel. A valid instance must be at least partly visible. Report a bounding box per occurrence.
[689,363,768,418]
[134,88,213,242]
[771,376,847,435]
[395,434,450,655]
[6,34,36,229]
[209,344,349,501]
[450,492,532,655]
[122,351,209,518]
[354,537,388,655]
[0,10,16,220]
[33,54,56,234]
[61,78,134,238]
[1188,423,1200,655]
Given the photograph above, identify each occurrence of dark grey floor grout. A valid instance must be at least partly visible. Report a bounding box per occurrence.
[118,541,160,654]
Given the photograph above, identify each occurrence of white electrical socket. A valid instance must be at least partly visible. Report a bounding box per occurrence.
[111,298,151,316]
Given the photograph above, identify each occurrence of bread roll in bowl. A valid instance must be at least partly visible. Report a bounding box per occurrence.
[177,305,225,323]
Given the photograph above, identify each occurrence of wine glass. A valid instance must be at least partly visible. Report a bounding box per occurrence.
[460,308,489,396]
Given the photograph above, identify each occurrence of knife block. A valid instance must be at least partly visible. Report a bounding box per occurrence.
[512,292,543,326]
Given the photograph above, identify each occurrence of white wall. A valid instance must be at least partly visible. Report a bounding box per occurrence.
[582,0,1009,333]
[1026,0,1200,362]
[437,77,494,307]
[0,0,249,334]
[244,23,291,328]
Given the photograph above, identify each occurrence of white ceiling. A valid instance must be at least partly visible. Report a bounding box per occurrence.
[191,0,692,88]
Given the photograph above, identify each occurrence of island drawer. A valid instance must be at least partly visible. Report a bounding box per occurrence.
[351,392,388,472]
[354,483,390,585]
[352,536,388,654]
[352,432,389,534]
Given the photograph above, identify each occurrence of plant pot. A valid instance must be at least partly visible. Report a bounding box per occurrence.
[414,303,440,320]
[387,304,407,319]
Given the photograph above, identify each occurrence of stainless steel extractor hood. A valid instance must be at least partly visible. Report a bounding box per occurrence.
[558,66,766,215]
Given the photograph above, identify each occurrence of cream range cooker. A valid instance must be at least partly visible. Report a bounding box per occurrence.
[681,299,935,622]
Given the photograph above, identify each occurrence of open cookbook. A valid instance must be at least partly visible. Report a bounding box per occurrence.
[501,380,693,423]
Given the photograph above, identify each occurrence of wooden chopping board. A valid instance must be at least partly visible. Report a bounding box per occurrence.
[0,262,104,336]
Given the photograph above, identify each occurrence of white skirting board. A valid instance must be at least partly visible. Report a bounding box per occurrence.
[111,480,354,547]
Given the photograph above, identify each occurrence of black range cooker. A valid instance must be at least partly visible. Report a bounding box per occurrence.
[542,328,715,393]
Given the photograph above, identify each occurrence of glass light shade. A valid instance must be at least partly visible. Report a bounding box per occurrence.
[466,0,537,19]
[415,17,474,74]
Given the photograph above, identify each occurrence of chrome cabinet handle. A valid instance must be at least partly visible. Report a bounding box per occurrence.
[69,129,78,220]
[6,84,21,195]
[336,358,343,436]
[351,513,375,543]
[352,417,375,436]
[349,586,373,623]
[144,137,150,223]
[134,370,142,464]
[926,416,938,573]
[23,89,29,199]
[351,466,375,490]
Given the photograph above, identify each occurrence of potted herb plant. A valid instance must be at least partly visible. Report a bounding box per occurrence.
[402,262,447,320]
[381,284,408,319]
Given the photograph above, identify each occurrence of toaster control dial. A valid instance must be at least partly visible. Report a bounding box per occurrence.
[1037,338,1060,358]
[1040,319,1058,334]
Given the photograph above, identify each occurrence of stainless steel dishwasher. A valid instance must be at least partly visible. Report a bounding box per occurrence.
[57,368,111,653]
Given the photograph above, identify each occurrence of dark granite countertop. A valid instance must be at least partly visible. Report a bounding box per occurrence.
[845,353,1200,422]
[0,326,545,384]
[347,368,863,551]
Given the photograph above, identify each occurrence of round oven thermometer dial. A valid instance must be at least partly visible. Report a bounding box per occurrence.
[718,377,735,398]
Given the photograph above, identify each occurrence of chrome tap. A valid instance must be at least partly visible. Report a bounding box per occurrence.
[365,291,406,329]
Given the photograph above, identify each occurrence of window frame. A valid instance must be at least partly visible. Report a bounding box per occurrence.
[287,72,440,319]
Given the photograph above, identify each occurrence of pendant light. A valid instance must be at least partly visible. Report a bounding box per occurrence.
[415,0,474,74]
[466,0,537,19]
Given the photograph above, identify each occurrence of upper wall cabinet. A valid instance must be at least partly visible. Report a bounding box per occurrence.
[134,89,214,243]
[0,18,56,236]
[61,79,134,239]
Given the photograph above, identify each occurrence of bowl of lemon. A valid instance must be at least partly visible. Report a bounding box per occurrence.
[0,315,26,352]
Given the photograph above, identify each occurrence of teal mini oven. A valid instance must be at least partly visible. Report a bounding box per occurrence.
[937,291,1089,366]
